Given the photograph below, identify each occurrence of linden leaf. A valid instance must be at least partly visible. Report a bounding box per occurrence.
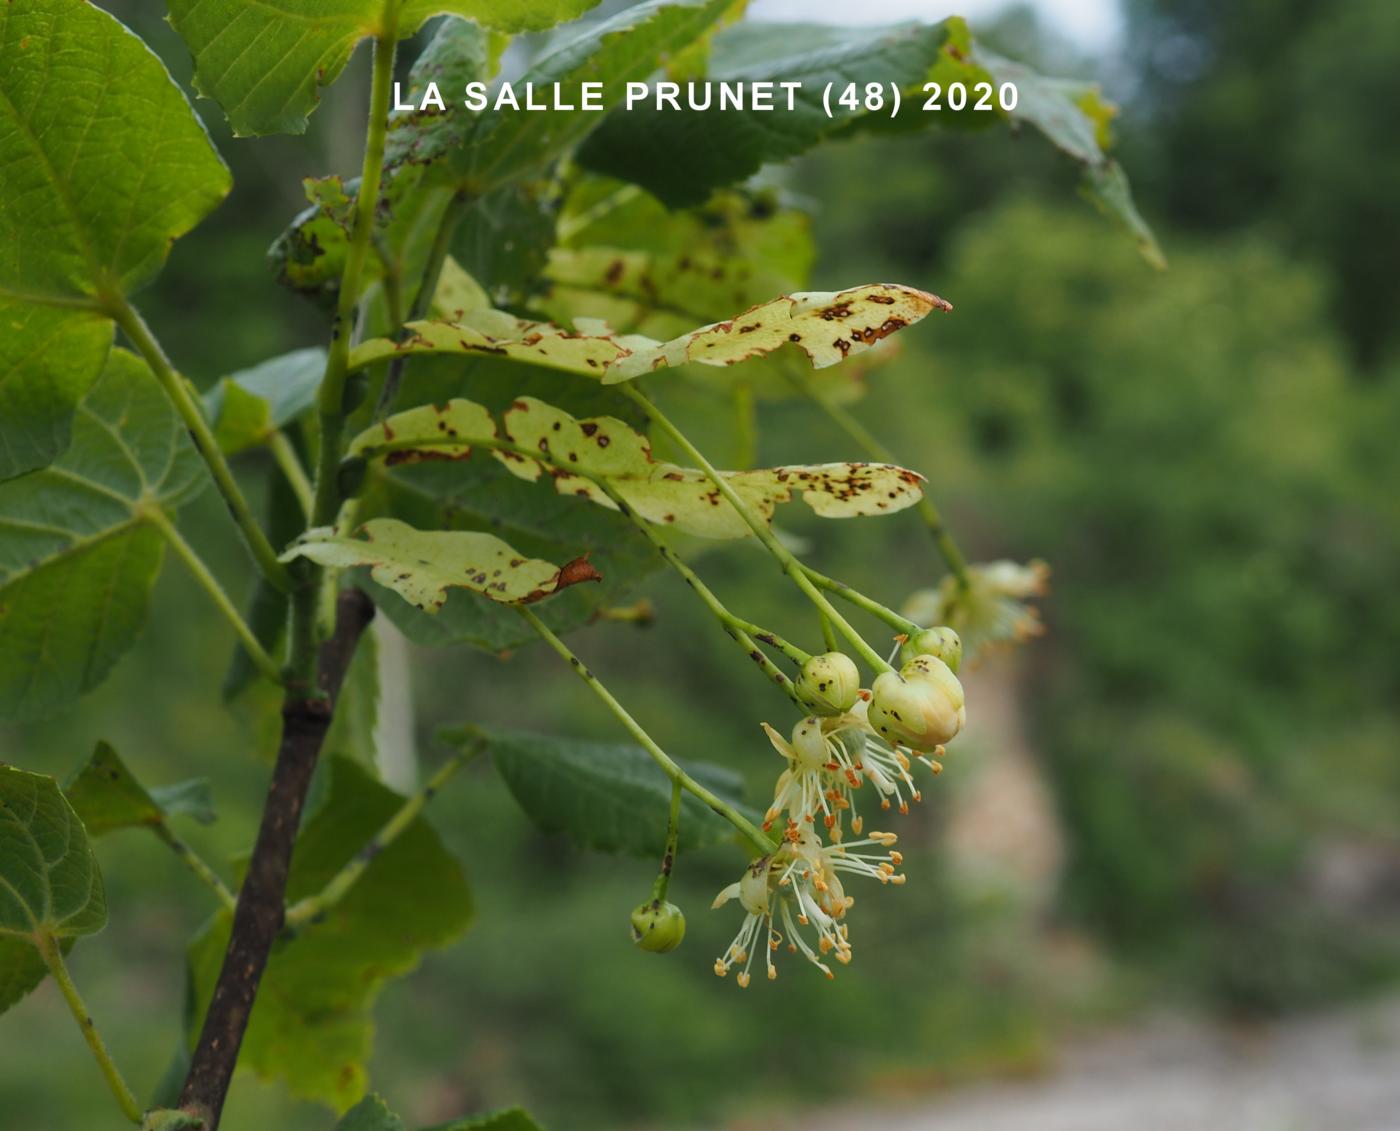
[473,727,755,856]
[202,347,327,454]
[63,741,215,838]
[167,0,605,137]
[0,350,209,721]
[187,757,473,1110]
[0,765,107,1016]
[348,310,630,378]
[603,283,949,383]
[349,397,927,539]
[280,518,597,612]
[0,0,230,479]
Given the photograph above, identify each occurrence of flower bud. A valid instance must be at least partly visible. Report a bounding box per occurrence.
[787,716,828,771]
[630,899,686,953]
[868,656,965,751]
[899,627,962,673]
[795,652,862,714]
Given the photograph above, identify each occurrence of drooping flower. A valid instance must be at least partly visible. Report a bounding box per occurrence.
[902,559,1049,660]
[868,653,966,753]
[712,827,904,985]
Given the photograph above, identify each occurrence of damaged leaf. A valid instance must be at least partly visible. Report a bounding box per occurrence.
[280,518,597,612]
[603,283,949,383]
[350,396,926,539]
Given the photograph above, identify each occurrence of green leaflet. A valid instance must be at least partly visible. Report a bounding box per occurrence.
[167,0,604,137]
[0,0,230,480]
[475,727,756,855]
[577,17,1162,265]
[63,741,215,838]
[349,282,944,385]
[0,350,208,721]
[425,1107,546,1131]
[350,396,927,539]
[187,757,474,1111]
[281,518,598,612]
[336,1095,406,1131]
[202,347,327,454]
[0,765,107,1016]
[337,1096,547,1131]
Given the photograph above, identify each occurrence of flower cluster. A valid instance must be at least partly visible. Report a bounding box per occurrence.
[714,644,966,985]
[903,560,1050,659]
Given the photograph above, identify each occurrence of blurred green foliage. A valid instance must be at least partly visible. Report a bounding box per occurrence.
[3,3,1399,1130]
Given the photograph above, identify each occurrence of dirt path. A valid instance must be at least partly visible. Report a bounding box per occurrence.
[783,998,1400,1131]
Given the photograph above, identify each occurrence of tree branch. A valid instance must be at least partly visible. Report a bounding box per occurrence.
[177,589,375,1130]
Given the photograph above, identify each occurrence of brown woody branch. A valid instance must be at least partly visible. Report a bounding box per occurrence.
[177,589,375,1129]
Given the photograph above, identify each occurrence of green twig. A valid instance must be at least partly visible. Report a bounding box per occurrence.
[372,190,468,422]
[282,739,482,931]
[802,564,920,636]
[652,779,682,902]
[518,605,776,855]
[148,509,283,684]
[151,824,237,913]
[731,382,756,469]
[779,366,971,587]
[311,22,400,532]
[622,386,893,674]
[111,300,290,593]
[266,431,313,519]
[36,933,142,1124]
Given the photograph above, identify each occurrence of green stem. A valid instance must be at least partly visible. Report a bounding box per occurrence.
[373,190,468,421]
[152,824,237,913]
[266,430,313,519]
[148,509,283,684]
[652,779,682,901]
[283,738,481,931]
[111,299,290,593]
[372,235,406,328]
[311,24,399,531]
[622,387,893,674]
[803,564,920,636]
[36,933,142,1124]
[518,606,776,855]
[819,609,839,652]
[779,366,971,587]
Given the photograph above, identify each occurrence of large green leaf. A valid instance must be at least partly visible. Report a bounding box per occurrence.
[0,350,208,721]
[187,756,473,1110]
[0,0,230,480]
[167,0,605,137]
[202,347,327,455]
[476,727,756,855]
[0,765,106,1016]
[351,396,927,538]
[577,17,1162,265]
[392,0,733,192]
[63,741,215,838]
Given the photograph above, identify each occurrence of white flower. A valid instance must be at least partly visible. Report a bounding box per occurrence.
[712,828,904,986]
[902,559,1049,660]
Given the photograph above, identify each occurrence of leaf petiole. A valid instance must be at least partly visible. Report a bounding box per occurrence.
[281,737,483,932]
[518,605,776,856]
[147,509,283,685]
[35,933,142,1125]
